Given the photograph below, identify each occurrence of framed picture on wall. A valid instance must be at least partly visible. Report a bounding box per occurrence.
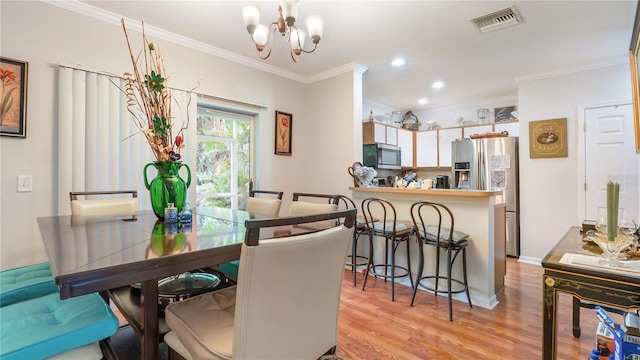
[275,110,292,156]
[494,106,516,122]
[529,118,568,158]
[0,57,28,138]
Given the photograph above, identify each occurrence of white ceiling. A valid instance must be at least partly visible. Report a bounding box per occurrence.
[77,0,637,111]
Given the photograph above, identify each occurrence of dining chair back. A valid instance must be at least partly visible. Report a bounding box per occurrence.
[409,201,472,321]
[289,192,339,229]
[70,190,138,217]
[245,190,283,217]
[164,209,357,360]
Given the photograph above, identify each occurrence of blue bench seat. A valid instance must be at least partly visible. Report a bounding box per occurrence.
[0,262,57,307]
[0,292,119,360]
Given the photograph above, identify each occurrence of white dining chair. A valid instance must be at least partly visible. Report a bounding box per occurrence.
[69,190,138,217]
[164,209,357,360]
[288,192,339,229]
[244,189,283,217]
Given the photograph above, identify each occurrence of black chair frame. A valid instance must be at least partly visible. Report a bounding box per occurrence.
[361,198,414,301]
[249,190,284,200]
[410,201,472,321]
[336,195,370,286]
[70,190,138,201]
[291,192,339,204]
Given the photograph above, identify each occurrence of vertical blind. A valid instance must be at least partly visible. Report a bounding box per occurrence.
[57,66,197,215]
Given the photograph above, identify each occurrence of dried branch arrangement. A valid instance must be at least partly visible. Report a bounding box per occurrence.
[121,19,186,161]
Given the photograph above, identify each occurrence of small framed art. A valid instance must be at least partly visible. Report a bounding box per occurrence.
[529,118,568,158]
[275,110,292,155]
[0,57,28,138]
[494,106,516,122]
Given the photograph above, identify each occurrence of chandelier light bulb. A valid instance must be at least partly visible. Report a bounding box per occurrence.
[241,4,261,34]
[305,15,323,44]
[290,28,306,54]
[253,24,269,47]
[279,0,300,26]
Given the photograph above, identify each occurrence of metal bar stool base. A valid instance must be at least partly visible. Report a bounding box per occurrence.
[414,276,470,296]
[368,264,411,281]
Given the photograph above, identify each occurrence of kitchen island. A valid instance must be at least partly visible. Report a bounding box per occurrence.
[350,187,506,309]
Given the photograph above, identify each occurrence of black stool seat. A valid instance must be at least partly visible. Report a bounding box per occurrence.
[410,201,472,321]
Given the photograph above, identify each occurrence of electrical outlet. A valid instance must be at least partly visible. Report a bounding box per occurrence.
[17,175,32,193]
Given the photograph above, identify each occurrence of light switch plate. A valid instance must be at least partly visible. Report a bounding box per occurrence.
[17,175,32,192]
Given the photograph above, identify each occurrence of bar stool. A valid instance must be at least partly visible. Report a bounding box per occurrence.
[361,198,414,301]
[410,201,472,321]
[336,195,371,286]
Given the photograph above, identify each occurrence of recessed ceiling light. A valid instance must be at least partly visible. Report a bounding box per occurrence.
[432,81,444,89]
[391,58,405,67]
[418,99,428,105]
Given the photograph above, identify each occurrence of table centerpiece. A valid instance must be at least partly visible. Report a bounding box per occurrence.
[121,19,191,219]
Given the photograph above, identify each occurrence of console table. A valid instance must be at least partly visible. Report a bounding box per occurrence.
[541,226,640,359]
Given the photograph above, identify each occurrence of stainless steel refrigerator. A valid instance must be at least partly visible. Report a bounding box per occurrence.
[451,137,520,257]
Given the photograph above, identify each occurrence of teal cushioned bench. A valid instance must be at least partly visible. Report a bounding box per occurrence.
[0,292,119,360]
[0,262,57,307]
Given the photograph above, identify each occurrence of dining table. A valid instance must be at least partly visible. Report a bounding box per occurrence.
[541,226,640,360]
[36,207,332,360]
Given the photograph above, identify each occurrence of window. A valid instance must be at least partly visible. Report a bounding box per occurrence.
[196,106,251,210]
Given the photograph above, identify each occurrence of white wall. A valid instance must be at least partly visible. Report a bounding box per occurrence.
[0,1,362,270]
[518,63,636,262]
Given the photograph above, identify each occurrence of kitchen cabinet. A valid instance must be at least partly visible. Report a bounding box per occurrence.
[362,122,398,145]
[415,130,438,167]
[386,126,398,146]
[463,124,494,138]
[494,121,519,137]
[438,127,463,167]
[397,128,413,167]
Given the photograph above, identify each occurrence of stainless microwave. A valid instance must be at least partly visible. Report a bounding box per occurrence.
[363,144,402,170]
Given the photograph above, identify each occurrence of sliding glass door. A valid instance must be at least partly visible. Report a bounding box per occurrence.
[196,107,251,209]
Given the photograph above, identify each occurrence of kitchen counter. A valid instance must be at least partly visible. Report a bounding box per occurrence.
[351,186,503,198]
[349,186,506,309]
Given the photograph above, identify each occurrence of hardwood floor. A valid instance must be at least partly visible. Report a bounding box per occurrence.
[336,258,604,359]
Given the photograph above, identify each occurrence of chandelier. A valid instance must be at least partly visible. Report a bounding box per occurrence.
[241,1,323,62]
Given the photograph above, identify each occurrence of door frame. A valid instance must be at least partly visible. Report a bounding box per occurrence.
[577,99,633,221]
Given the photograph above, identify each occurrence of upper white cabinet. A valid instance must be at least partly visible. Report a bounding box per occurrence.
[415,130,438,167]
[386,126,398,146]
[363,122,398,145]
[494,121,519,137]
[438,127,463,167]
[397,128,414,167]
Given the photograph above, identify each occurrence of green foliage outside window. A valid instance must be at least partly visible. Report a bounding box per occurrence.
[196,110,250,209]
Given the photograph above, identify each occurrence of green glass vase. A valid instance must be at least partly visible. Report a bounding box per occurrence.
[143,161,191,219]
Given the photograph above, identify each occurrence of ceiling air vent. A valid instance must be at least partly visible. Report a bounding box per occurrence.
[471,5,522,33]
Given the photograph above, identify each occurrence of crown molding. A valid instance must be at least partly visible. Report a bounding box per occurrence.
[515,55,629,83]
[304,63,368,84]
[44,0,359,85]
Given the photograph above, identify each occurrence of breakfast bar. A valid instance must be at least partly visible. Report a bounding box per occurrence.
[350,187,506,309]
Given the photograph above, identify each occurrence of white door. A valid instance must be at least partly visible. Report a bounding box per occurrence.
[584,103,639,221]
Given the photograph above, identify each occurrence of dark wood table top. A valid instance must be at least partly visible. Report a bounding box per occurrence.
[36,209,316,299]
[541,226,639,283]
